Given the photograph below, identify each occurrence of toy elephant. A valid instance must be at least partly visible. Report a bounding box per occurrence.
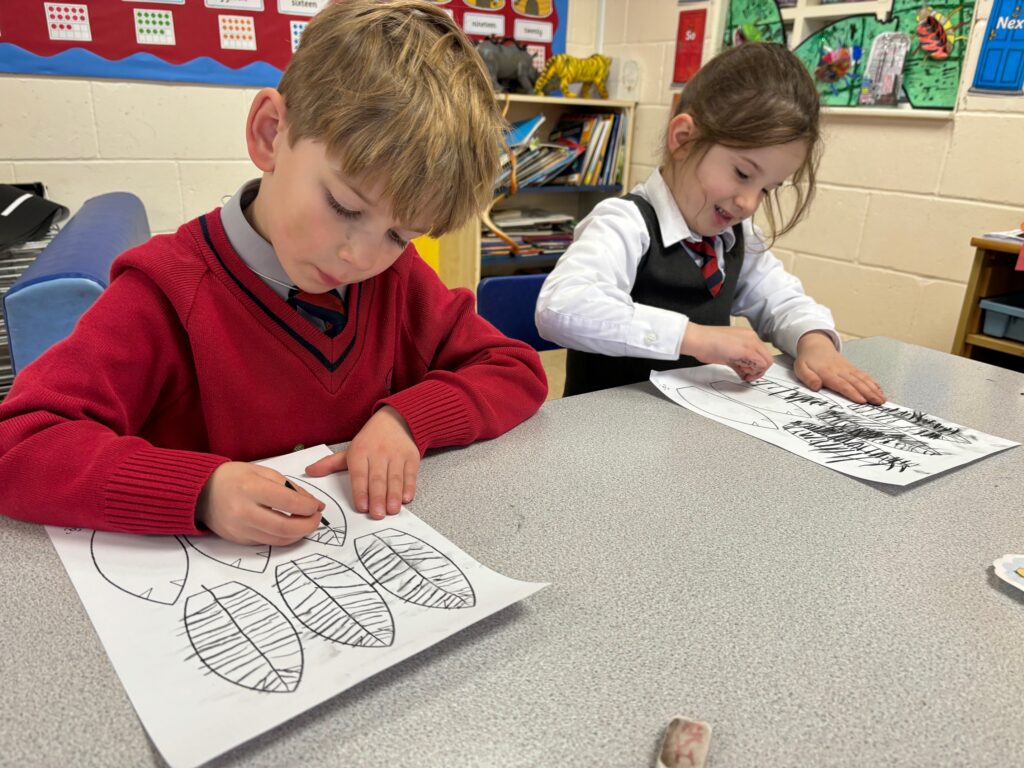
[476,38,539,94]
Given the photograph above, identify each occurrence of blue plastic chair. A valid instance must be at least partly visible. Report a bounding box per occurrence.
[476,273,559,352]
[3,192,149,374]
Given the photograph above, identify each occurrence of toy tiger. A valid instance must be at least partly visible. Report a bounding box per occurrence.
[534,53,612,99]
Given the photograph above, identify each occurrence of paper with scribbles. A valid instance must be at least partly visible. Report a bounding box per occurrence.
[46,445,546,768]
[650,364,1017,486]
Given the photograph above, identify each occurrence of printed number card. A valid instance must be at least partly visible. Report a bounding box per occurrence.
[133,9,176,47]
[44,2,91,42]
[290,20,307,53]
[218,14,256,51]
[46,446,547,768]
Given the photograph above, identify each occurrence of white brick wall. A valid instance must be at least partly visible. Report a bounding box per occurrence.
[2,0,1021,356]
[0,77,255,234]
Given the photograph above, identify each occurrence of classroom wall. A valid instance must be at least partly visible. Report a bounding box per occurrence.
[0,74,258,235]
[0,2,605,238]
[568,0,1024,353]
[2,0,1021,354]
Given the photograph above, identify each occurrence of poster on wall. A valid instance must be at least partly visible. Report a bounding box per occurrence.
[722,0,976,110]
[0,0,566,87]
[971,0,1024,94]
[672,8,706,85]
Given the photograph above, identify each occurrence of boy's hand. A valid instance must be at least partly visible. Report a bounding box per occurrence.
[795,331,885,405]
[196,462,325,545]
[305,406,419,521]
[680,322,774,382]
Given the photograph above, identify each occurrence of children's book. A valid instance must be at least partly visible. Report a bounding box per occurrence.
[505,114,545,147]
[549,113,598,184]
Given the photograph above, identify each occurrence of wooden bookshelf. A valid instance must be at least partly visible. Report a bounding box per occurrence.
[437,92,635,293]
[952,237,1024,370]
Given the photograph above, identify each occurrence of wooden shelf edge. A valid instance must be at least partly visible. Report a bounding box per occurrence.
[493,92,636,109]
[965,332,1024,357]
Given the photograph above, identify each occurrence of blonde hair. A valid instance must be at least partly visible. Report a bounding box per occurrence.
[278,0,503,236]
[665,43,822,242]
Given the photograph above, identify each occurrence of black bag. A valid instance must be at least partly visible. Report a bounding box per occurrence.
[0,184,69,249]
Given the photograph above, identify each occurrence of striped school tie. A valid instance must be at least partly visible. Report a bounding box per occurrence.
[288,288,347,337]
[688,236,723,297]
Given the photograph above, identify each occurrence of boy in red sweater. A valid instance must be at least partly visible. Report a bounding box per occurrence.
[0,0,547,544]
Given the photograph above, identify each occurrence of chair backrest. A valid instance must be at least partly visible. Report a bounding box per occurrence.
[3,192,149,374]
[476,273,559,352]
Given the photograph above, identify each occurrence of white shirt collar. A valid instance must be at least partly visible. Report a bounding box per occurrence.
[636,168,737,251]
[220,179,295,301]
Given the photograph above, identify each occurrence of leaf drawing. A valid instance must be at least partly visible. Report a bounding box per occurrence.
[675,386,778,429]
[815,408,941,455]
[783,420,918,472]
[356,529,476,609]
[184,581,303,693]
[845,403,971,444]
[276,554,394,647]
[285,475,347,547]
[91,531,189,605]
[711,379,812,418]
[747,376,843,410]
[183,536,271,573]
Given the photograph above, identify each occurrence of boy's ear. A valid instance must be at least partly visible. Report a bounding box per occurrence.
[246,88,288,173]
[666,112,696,156]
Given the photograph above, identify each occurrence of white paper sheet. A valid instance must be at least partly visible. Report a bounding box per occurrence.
[994,554,1024,593]
[46,445,547,768]
[650,364,1018,486]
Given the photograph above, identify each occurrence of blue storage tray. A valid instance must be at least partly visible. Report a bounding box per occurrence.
[979,292,1024,343]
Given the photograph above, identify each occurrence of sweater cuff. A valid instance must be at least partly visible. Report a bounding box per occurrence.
[103,447,230,535]
[380,379,474,455]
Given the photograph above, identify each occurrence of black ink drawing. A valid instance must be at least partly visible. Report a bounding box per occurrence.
[184,581,303,693]
[712,379,814,418]
[285,475,348,547]
[653,364,1018,486]
[276,553,394,648]
[783,419,918,472]
[675,386,778,429]
[814,408,940,455]
[91,531,189,605]
[182,536,271,573]
[846,403,971,444]
[356,528,476,609]
[747,376,844,410]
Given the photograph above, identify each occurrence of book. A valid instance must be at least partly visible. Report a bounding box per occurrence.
[505,114,545,148]
[492,208,574,227]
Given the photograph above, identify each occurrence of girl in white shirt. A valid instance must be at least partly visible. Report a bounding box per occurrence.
[535,42,885,404]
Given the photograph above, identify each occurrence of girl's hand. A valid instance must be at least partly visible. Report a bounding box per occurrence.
[305,406,419,521]
[196,462,325,545]
[680,322,774,382]
[795,331,885,405]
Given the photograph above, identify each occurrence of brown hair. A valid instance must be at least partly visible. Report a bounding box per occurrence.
[278,0,503,236]
[666,43,822,242]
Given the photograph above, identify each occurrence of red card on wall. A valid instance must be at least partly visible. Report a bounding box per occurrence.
[674,8,706,85]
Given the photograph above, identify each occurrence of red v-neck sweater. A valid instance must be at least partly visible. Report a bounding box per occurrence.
[0,210,547,534]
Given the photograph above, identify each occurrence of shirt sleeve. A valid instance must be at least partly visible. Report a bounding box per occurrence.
[534,197,689,360]
[732,220,841,357]
[0,269,229,534]
[380,257,548,454]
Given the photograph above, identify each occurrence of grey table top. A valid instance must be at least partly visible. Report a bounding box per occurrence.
[2,337,1023,768]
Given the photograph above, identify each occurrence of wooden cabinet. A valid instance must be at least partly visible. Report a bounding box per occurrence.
[952,237,1024,368]
[437,92,635,293]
